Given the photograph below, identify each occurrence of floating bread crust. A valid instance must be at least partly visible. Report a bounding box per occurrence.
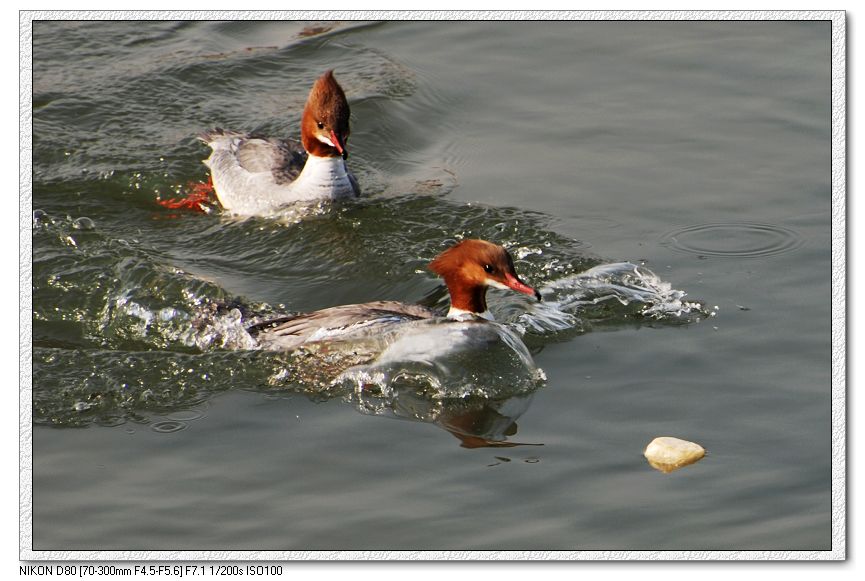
[644,436,706,472]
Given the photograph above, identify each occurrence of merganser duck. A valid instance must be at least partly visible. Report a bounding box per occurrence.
[199,70,360,216]
[249,239,541,351]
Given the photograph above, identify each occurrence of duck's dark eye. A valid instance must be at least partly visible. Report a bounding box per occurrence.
[483,264,495,274]
[316,121,324,130]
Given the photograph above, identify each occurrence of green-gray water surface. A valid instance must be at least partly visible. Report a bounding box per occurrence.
[31,20,832,551]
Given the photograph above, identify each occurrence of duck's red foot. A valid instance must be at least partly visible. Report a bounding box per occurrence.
[156,179,216,214]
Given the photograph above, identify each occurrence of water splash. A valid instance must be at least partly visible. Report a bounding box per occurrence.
[332,319,543,400]
[328,320,545,448]
[34,210,262,353]
[32,204,704,429]
[506,262,707,336]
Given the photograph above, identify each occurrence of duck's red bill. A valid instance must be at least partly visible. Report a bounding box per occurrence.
[504,273,542,301]
[330,130,348,159]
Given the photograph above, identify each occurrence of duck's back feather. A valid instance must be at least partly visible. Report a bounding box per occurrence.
[199,128,307,183]
[199,128,359,215]
[249,301,437,351]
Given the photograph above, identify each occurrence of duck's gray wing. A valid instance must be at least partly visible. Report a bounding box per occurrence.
[199,128,307,185]
[347,169,361,196]
[249,301,436,351]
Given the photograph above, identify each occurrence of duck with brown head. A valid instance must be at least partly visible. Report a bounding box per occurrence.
[428,239,542,320]
[199,70,360,216]
[300,70,351,160]
[250,239,541,352]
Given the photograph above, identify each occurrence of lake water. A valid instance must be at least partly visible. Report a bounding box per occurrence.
[29,19,834,554]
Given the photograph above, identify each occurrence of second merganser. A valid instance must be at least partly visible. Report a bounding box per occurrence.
[249,239,542,351]
[199,70,360,216]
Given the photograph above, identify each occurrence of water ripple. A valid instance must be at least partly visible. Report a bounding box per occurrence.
[150,420,188,434]
[659,222,804,259]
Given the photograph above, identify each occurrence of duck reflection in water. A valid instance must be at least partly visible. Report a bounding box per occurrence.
[349,384,543,449]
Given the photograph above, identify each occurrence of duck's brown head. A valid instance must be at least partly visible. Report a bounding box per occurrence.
[428,239,541,317]
[300,70,351,159]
